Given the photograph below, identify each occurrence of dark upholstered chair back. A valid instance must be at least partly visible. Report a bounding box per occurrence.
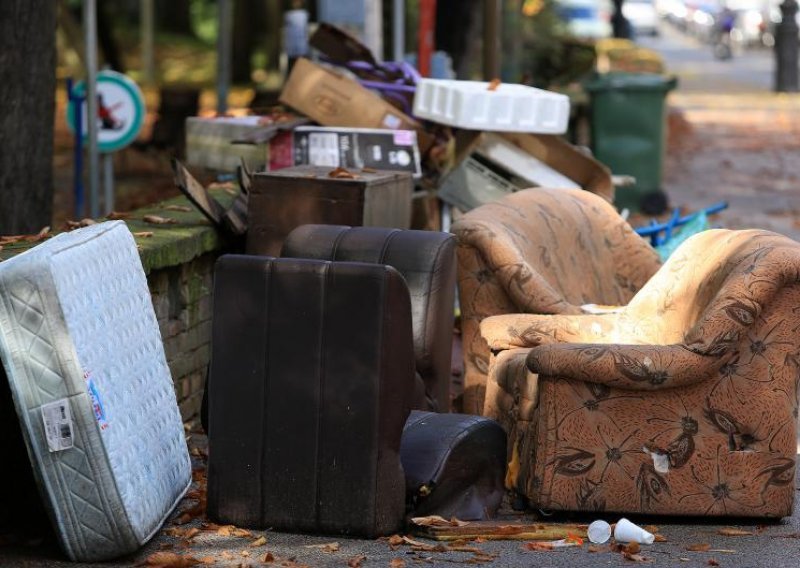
[282,225,457,412]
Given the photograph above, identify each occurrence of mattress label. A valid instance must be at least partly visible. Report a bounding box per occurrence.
[85,373,109,431]
[41,399,74,452]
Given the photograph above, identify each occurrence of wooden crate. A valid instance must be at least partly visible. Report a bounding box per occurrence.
[247,165,413,257]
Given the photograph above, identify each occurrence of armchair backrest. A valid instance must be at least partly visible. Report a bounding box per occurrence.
[451,187,660,414]
[625,229,800,350]
[282,225,457,412]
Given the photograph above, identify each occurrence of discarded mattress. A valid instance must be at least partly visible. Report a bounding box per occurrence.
[0,221,191,561]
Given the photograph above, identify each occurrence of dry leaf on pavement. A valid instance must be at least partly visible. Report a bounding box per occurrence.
[524,542,554,551]
[107,211,131,220]
[262,552,275,563]
[686,543,711,552]
[717,528,753,536]
[708,560,720,566]
[250,536,267,547]
[347,554,367,567]
[386,534,404,547]
[410,515,468,527]
[133,231,154,238]
[622,551,648,562]
[164,205,193,212]
[303,542,339,553]
[141,551,201,567]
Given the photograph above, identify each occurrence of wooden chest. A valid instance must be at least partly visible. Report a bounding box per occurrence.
[246,165,413,256]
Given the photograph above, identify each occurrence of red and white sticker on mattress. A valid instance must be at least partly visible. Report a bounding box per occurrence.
[84,371,109,431]
[41,399,74,452]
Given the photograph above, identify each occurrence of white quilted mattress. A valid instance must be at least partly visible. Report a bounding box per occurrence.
[0,221,191,561]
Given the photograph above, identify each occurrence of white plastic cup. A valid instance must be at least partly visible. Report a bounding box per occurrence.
[587,520,612,544]
[614,518,655,544]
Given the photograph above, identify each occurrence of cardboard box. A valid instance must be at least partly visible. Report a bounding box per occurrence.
[438,132,615,212]
[292,126,422,178]
[185,116,299,172]
[279,58,432,152]
[485,132,614,202]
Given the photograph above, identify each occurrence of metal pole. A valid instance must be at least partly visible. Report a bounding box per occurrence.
[216,0,233,115]
[103,153,114,215]
[393,0,405,61]
[775,0,799,92]
[84,0,100,218]
[483,0,501,80]
[67,79,86,219]
[141,0,155,84]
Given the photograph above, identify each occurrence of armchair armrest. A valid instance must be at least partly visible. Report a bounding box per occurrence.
[480,313,624,351]
[526,342,722,391]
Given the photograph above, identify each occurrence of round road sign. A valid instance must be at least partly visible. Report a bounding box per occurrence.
[66,70,146,153]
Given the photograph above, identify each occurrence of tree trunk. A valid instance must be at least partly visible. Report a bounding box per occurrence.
[232,0,258,83]
[0,0,56,234]
[157,0,193,36]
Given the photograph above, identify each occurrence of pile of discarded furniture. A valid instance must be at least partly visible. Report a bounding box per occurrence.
[1,23,798,565]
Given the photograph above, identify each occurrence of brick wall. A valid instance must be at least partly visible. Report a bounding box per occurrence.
[148,253,217,420]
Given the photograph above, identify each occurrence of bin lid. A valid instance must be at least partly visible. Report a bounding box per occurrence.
[584,73,678,93]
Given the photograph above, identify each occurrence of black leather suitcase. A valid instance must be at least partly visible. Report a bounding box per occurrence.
[401,411,507,520]
[206,255,414,537]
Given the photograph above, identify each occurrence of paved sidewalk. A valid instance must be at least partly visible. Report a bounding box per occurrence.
[664,93,800,242]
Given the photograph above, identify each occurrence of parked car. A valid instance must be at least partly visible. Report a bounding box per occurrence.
[623,0,661,35]
[554,0,613,38]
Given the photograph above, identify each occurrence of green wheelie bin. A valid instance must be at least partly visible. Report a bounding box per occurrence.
[584,73,678,213]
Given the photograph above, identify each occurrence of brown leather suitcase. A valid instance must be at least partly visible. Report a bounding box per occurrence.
[401,411,507,520]
[206,255,414,537]
[246,165,413,257]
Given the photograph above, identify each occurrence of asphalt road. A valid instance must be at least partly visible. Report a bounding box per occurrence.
[638,20,775,92]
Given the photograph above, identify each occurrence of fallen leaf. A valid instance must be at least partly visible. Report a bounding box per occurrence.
[389,559,405,567]
[717,528,753,536]
[411,515,468,527]
[143,214,178,225]
[708,549,737,553]
[387,534,404,547]
[142,551,201,567]
[185,528,201,540]
[654,534,667,542]
[328,167,359,179]
[250,536,267,547]
[708,560,720,566]
[262,552,275,563]
[174,513,193,525]
[587,545,605,553]
[347,554,367,567]
[240,550,250,557]
[232,528,252,538]
[624,542,641,555]
[303,542,339,553]
[622,552,647,562]
[686,543,711,552]
[644,525,659,534]
[524,542,554,551]
[107,211,131,220]
[133,231,154,238]
[217,525,235,536]
[487,78,501,91]
[164,205,193,212]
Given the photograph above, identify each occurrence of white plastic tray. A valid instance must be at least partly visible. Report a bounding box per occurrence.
[413,79,570,133]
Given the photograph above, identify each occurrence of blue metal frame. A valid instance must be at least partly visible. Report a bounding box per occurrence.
[634,202,729,246]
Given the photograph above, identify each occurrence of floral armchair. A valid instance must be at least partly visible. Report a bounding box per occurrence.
[481,229,800,517]
[451,187,661,415]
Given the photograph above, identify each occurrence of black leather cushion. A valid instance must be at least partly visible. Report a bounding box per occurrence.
[401,411,507,520]
[206,255,413,537]
[282,225,457,412]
